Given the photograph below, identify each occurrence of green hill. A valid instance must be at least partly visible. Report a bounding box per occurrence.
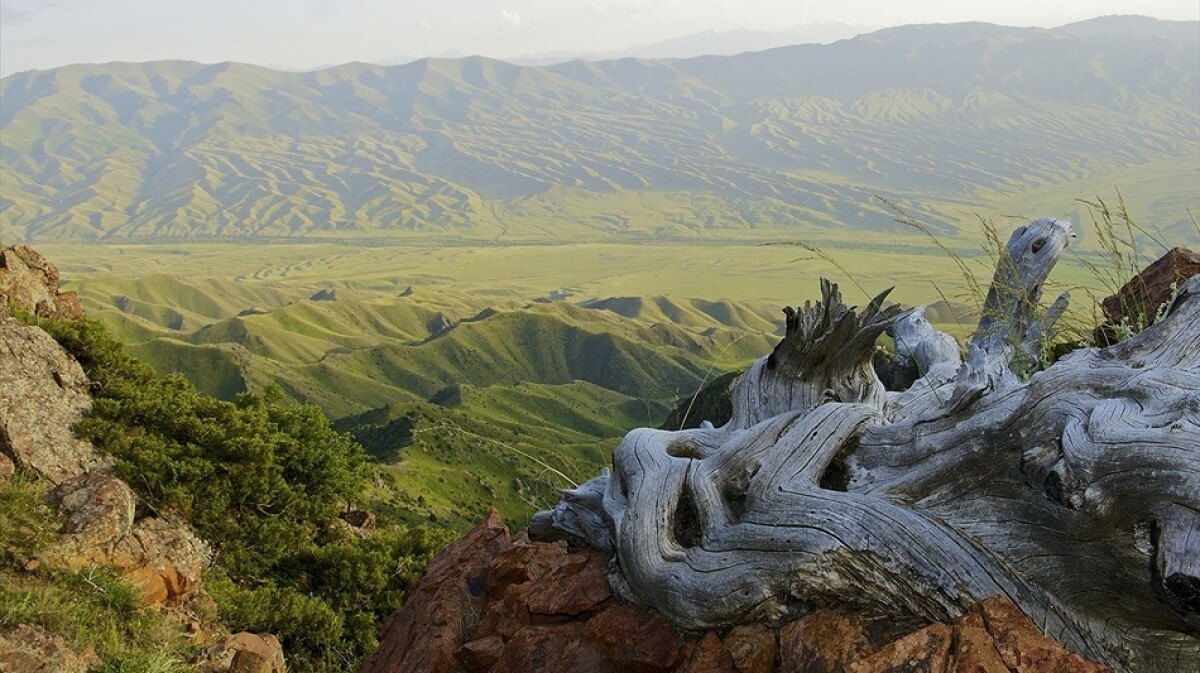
[3,17,1197,243]
[59,270,777,524]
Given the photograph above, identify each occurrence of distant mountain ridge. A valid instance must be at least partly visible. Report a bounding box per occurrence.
[507,21,872,64]
[1,16,1197,242]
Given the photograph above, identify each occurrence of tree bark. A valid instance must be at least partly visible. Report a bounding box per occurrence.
[531,219,1200,672]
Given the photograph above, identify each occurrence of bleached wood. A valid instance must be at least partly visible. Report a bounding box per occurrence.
[532,221,1200,673]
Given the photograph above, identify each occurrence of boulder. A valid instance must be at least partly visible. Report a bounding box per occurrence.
[198,632,286,673]
[953,596,1109,673]
[457,635,505,672]
[360,511,1114,673]
[582,602,686,672]
[777,610,872,673]
[950,625,1009,673]
[492,624,611,673]
[110,514,213,605]
[846,623,953,673]
[48,470,136,564]
[485,535,567,595]
[0,244,83,320]
[0,320,98,484]
[515,549,612,618]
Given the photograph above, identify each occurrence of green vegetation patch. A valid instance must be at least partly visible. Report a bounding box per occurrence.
[25,316,456,673]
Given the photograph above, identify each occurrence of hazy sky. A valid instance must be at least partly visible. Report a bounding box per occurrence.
[2,0,1197,76]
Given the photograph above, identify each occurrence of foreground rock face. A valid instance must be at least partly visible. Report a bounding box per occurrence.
[361,513,1111,673]
[0,319,98,484]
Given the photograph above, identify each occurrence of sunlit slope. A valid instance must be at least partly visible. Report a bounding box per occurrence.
[72,273,777,417]
[334,381,657,528]
[3,17,1197,242]
[66,269,777,525]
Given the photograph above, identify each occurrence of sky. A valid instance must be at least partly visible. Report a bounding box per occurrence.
[1,0,1198,76]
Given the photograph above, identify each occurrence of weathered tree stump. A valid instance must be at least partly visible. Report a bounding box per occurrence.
[532,219,1199,672]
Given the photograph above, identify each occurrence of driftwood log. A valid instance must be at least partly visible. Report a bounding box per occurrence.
[531,218,1200,672]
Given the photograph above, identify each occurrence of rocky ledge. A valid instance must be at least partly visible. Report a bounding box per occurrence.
[360,511,1111,673]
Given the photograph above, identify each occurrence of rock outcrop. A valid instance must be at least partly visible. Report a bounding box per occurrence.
[362,513,1112,673]
[0,319,99,484]
[0,244,83,321]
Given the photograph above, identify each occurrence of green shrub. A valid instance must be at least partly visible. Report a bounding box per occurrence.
[27,316,454,671]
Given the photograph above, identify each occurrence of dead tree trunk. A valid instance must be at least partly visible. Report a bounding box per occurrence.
[531,218,1200,672]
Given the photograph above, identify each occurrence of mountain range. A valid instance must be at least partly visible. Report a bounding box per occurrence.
[506,21,872,64]
[2,15,1197,243]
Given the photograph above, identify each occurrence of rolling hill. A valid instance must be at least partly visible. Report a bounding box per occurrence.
[2,16,1197,244]
[60,269,780,525]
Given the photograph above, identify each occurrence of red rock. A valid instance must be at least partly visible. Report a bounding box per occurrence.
[475,594,526,641]
[582,602,686,673]
[723,623,775,673]
[955,596,1110,673]
[1096,246,1200,345]
[778,609,873,673]
[494,624,613,673]
[359,510,511,673]
[846,623,953,673]
[486,536,567,595]
[950,625,1009,673]
[456,635,505,672]
[679,632,737,673]
[517,549,612,617]
[120,561,193,607]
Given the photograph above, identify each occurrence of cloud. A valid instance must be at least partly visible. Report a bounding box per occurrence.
[500,9,520,26]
